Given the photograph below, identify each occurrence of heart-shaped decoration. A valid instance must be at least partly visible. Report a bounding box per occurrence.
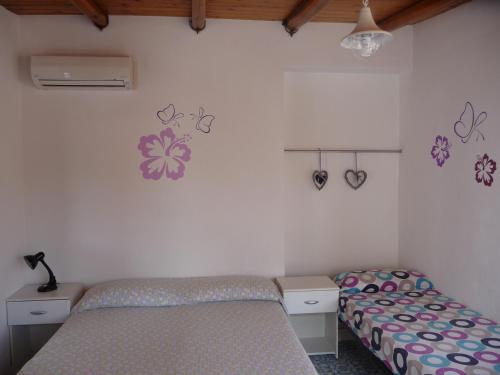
[344,170,367,190]
[313,170,328,190]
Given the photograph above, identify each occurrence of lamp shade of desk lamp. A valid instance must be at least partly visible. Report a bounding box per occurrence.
[24,252,58,292]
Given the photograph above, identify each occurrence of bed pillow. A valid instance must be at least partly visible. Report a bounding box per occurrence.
[73,276,282,313]
[334,269,434,294]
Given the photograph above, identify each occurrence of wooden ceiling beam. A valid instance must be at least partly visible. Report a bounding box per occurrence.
[69,0,109,30]
[378,0,470,31]
[283,0,330,36]
[190,0,206,33]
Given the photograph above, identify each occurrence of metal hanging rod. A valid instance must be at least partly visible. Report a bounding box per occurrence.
[284,148,402,154]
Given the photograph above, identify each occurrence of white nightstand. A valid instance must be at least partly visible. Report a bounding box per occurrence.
[7,283,84,368]
[276,276,339,357]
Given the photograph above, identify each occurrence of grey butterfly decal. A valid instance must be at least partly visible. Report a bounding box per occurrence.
[453,101,487,143]
[157,104,184,127]
[190,107,215,134]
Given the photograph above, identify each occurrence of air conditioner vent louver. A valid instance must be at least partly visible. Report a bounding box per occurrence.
[31,56,133,90]
[38,79,128,88]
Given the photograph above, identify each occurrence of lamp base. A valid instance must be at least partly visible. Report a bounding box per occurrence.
[37,283,58,293]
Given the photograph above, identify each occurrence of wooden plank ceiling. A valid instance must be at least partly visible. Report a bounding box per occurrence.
[0,0,470,33]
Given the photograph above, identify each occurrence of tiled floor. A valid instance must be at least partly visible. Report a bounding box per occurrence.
[310,340,392,375]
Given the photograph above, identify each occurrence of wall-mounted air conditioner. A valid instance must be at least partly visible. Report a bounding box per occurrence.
[30,56,133,90]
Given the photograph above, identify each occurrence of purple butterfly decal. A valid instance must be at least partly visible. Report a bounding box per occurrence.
[157,104,184,127]
[453,101,487,143]
[190,107,215,134]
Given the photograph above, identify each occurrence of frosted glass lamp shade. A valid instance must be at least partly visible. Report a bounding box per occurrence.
[341,2,392,58]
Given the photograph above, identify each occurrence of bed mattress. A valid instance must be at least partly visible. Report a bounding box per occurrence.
[19,277,318,375]
[339,289,500,375]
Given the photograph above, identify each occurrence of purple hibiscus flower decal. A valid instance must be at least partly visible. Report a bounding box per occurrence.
[138,127,191,181]
[474,153,496,187]
[431,135,451,167]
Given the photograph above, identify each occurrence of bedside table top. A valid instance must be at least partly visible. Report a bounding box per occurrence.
[7,283,84,303]
[276,276,339,292]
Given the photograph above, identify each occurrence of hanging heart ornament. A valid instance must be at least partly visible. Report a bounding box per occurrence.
[344,170,367,190]
[313,170,328,190]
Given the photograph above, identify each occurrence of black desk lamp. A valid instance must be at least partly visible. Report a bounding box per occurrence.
[24,252,58,292]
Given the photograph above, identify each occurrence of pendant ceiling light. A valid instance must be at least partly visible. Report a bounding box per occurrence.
[341,0,392,58]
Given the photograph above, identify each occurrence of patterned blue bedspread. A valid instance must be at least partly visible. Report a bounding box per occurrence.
[339,288,500,374]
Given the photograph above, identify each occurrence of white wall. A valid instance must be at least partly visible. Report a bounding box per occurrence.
[3,2,499,370]
[16,16,412,285]
[285,72,400,275]
[399,0,500,321]
[0,7,25,374]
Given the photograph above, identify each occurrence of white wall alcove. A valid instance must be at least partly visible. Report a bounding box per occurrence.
[284,71,400,276]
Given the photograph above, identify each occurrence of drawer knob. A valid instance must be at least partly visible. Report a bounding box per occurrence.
[304,300,319,305]
[30,310,47,316]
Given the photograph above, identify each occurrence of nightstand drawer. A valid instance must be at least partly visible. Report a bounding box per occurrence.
[7,300,71,325]
[283,290,338,315]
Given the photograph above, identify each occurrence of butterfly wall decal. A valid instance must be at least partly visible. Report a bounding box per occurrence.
[190,107,215,134]
[453,101,487,143]
[157,104,184,127]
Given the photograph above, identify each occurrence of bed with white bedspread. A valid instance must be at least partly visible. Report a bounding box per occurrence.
[18,276,318,375]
